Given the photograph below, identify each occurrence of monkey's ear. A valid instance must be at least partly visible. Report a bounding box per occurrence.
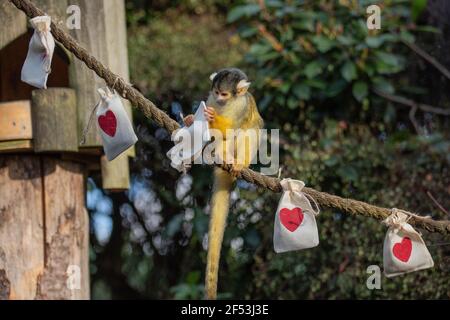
[209,72,218,81]
[237,80,251,95]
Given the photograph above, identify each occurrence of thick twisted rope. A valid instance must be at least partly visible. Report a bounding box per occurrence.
[9,0,450,235]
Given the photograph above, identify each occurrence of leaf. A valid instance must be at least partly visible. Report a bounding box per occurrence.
[249,43,272,55]
[193,208,208,237]
[227,4,261,23]
[375,51,404,66]
[292,83,311,100]
[373,77,395,94]
[259,94,273,111]
[324,156,339,167]
[352,81,368,102]
[186,271,201,285]
[327,79,347,97]
[340,61,357,82]
[304,79,327,89]
[374,52,405,74]
[279,82,291,94]
[304,61,323,79]
[311,35,335,53]
[384,104,396,123]
[337,166,359,182]
[337,35,355,46]
[366,34,399,48]
[414,25,441,33]
[266,0,284,8]
[292,19,314,32]
[287,97,298,109]
[165,214,184,237]
[412,0,427,21]
[244,228,261,248]
[239,26,258,38]
[399,30,415,43]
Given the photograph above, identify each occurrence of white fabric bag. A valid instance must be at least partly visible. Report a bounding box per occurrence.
[273,179,320,253]
[21,16,55,89]
[96,88,138,161]
[383,209,434,277]
[166,101,211,172]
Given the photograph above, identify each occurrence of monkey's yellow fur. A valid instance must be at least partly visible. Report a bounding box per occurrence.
[205,93,263,300]
[205,167,234,300]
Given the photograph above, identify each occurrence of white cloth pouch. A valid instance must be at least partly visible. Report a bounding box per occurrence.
[273,179,320,253]
[166,101,211,172]
[21,16,55,89]
[96,88,138,161]
[383,210,434,277]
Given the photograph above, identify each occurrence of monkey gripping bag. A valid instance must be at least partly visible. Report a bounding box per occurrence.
[166,101,211,172]
[273,179,320,253]
[382,209,434,277]
[21,16,55,89]
[96,88,138,161]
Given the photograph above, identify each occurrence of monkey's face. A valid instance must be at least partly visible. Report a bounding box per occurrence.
[212,88,232,106]
[209,68,251,107]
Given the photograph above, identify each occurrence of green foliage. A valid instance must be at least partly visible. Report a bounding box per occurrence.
[229,0,421,126]
[127,7,247,105]
[412,0,428,21]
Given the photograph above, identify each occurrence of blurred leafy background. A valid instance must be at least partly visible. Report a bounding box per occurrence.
[88,0,450,299]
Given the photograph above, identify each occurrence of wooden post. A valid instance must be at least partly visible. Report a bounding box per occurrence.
[31,88,78,152]
[69,0,108,148]
[68,0,134,191]
[0,155,89,300]
[0,0,133,300]
[0,0,27,50]
[100,154,130,191]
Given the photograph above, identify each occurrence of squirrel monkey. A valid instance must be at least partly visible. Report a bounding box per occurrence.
[184,68,264,299]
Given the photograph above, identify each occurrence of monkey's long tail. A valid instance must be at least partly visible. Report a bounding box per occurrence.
[205,167,234,300]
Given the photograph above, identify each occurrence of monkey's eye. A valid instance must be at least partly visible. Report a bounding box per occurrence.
[220,92,230,99]
[215,90,220,95]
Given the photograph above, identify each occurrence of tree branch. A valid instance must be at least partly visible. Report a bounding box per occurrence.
[373,88,450,116]
[403,40,450,82]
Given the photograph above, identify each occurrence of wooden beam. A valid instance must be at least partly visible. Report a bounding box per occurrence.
[68,0,108,147]
[0,0,27,50]
[31,88,78,152]
[61,152,100,170]
[0,100,33,141]
[101,153,131,191]
[0,155,90,300]
[0,139,33,153]
[36,157,90,299]
[104,0,136,158]
[77,147,103,155]
[98,0,135,190]
[34,0,68,23]
[0,155,44,299]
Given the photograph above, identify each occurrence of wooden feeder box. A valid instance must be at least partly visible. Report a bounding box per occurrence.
[0,0,135,300]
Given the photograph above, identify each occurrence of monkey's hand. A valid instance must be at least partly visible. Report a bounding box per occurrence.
[230,163,244,178]
[183,114,194,127]
[204,107,216,122]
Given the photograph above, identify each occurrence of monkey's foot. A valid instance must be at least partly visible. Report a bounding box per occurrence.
[230,164,244,178]
[183,114,194,127]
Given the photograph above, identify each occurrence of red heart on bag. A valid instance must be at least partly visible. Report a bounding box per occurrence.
[98,110,117,137]
[393,237,412,262]
[279,207,304,232]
